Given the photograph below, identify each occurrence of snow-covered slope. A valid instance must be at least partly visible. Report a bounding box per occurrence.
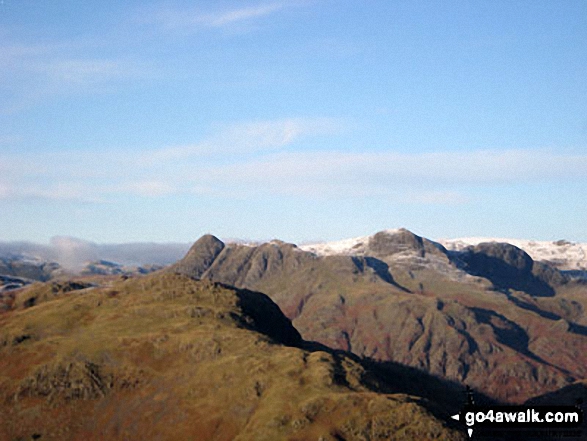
[438,237,587,271]
[300,229,400,256]
[301,230,587,271]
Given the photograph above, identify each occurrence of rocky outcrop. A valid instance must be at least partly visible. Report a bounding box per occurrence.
[458,242,566,296]
[367,229,448,259]
[17,361,112,402]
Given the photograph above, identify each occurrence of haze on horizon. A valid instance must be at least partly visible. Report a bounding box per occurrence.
[1,0,586,244]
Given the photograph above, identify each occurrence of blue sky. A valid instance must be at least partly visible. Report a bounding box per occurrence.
[1,0,586,244]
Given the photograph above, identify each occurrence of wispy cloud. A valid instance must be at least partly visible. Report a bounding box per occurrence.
[45,59,138,86]
[2,114,586,205]
[146,117,343,162]
[203,3,290,27]
[0,117,342,200]
[0,40,155,113]
[0,1,307,112]
[0,181,103,203]
[0,42,67,69]
[142,1,303,33]
[186,149,587,199]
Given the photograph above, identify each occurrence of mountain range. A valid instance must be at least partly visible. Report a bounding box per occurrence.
[1,232,586,279]
[169,229,587,404]
[1,228,586,439]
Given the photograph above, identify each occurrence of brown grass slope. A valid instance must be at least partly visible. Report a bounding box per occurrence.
[0,273,463,441]
[170,232,587,404]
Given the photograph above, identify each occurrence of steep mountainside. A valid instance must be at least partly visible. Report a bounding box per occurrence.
[170,230,587,403]
[0,272,462,441]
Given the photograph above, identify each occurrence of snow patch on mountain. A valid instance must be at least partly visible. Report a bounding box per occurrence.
[439,238,587,271]
[300,229,400,256]
[301,231,587,272]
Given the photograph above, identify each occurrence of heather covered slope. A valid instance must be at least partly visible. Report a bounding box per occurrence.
[0,272,462,441]
[170,230,587,404]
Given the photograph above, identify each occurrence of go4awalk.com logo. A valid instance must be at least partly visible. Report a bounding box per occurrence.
[451,389,584,438]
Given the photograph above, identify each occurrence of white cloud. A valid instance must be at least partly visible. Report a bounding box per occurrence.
[146,117,343,162]
[49,236,99,270]
[46,59,135,86]
[187,149,587,198]
[2,117,586,206]
[19,183,101,203]
[0,39,155,113]
[146,2,300,32]
[203,3,289,27]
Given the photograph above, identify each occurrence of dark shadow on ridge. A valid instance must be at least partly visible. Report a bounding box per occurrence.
[569,322,587,337]
[504,293,560,320]
[204,277,493,430]
[471,307,533,356]
[301,340,500,430]
[471,307,576,378]
[364,256,412,293]
[459,247,556,297]
[212,281,304,348]
[503,294,587,338]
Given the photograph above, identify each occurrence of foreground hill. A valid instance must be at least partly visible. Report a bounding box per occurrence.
[0,272,462,441]
[170,230,587,404]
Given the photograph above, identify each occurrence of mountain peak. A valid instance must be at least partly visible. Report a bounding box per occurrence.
[299,228,447,259]
[172,234,225,279]
[195,233,224,247]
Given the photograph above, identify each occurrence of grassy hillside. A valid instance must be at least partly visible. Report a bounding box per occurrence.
[0,273,463,441]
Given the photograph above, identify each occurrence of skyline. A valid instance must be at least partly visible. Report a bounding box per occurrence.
[1,1,586,244]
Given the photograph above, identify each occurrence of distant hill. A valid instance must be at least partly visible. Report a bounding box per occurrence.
[0,237,190,269]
